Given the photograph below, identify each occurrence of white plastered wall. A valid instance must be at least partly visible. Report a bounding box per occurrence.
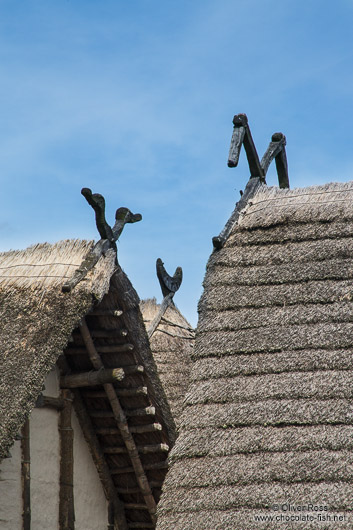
[0,439,22,529]
[0,367,108,530]
[72,411,108,530]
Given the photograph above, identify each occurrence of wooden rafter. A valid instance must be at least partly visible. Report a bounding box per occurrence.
[59,389,75,530]
[78,318,158,525]
[21,419,31,530]
[57,355,128,530]
[60,368,125,388]
[72,390,128,530]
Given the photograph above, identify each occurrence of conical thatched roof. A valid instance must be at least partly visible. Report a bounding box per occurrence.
[156,180,353,529]
[140,298,194,427]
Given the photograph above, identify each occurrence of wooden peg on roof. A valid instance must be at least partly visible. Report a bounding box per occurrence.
[147,258,183,339]
[228,113,265,181]
[261,132,289,189]
[156,258,182,298]
[213,114,290,250]
[62,188,142,293]
[81,188,115,243]
[227,113,290,188]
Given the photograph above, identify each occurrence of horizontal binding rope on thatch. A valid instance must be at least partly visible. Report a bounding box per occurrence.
[180,398,353,430]
[169,425,353,462]
[237,182,353,231]
[0,239,94,289]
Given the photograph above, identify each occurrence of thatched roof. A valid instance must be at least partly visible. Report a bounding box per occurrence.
[156,179,353,529]
[140,298,194,427]
[0,239,176,528]
[0,239,115,459]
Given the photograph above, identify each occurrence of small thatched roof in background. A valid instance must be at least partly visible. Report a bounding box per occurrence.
[0,239,116,459]
[157,180,353,529]
[141,298,194,428]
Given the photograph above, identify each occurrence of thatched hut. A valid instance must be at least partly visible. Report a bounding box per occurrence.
[140,298,194,427]
[156,178,353,529]
[0,238,175,530]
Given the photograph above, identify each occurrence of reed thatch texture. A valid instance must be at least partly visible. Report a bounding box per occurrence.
[156,180,353,529]
[140,299,194,428]
[0,238,177,527]
[0,240,116,460]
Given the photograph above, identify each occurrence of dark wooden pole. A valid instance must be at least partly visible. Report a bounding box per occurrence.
[107,501,114,530]
[60,368,124,389]
[79,319,158,525]
[59,390,75,530]
[72,390,128,530]
[21,419,31,530]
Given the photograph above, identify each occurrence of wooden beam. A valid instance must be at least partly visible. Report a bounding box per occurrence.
[125,407,155,417]
[79,319,158,525]
[107,501,114,530]
[65,343,134,355]
[117,481,162,495]
[147,292,174,339]
[124,504,148,510]
[96,423,162,436]
[122,365,144,375]
[60,368,124,389]
[59,390,75,530]
[104,443,169,455]
[73,328,128,339]
[89,309,123,317]
[213,176,262,249]
[110,461,168,475]
[88,410,115,418]
[35,394,65,410]
[129,423,162,434]
[82,386,147,399]
[129,521,156,528]
[21,419,31,530]
[72,390,128,530]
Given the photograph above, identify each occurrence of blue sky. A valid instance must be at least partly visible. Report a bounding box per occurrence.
[1,0,353,325]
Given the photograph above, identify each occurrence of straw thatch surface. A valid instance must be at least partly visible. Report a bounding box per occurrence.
[0,240,116,460]
[140,298,194,427]
[156,180,353,529]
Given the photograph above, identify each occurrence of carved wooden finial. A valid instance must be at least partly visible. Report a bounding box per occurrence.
[147,259,183,339]
[156,258,183,298]
[213,114,290,251]
[228,113,289,188]
[81,188,114,242]
[62,189,142,293]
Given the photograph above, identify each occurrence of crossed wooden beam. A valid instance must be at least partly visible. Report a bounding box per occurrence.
[228,113,289,188]
[62,188,142,292]
[147,259,183,338]
[213,113,289,250]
